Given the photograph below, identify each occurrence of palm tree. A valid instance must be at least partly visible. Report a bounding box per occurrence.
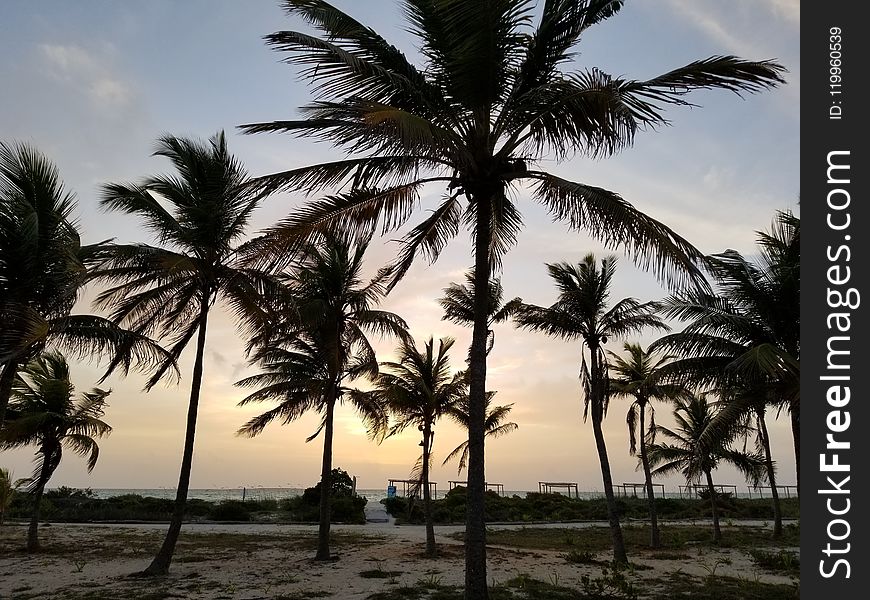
[647,393,765,543]
[371,335,465,556]
[240,3,785,593]
[653,210,799,536]
[0,467,26,525]
[0,141,169,427]
[439,271,522,355]
[236,233,408,560]
[442,392,518,476]
[88,131,269,575]
[608,342,684,549]
[514,254,667,563]
[0,351,111,551]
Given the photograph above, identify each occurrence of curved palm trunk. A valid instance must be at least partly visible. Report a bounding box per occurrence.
[0,360,19,427]
[143,298,210,575]
[704,469,722,543]
[315,392,337,561]
[638,402,660,548]
[790,404,799,491]
[756,408,783,537]
[465,193,492,599]
[422,425,436,557]
[589,346,628,564]
[27,446,58,552]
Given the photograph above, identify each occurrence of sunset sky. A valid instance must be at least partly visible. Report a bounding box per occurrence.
[1,0,799,494]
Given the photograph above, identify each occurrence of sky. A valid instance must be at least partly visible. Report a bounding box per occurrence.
[0,0,799,494]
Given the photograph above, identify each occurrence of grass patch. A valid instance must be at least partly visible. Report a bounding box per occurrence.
[449,523,799,553]
[644,571,799,600]
[747,549,800,574]
[359,568,403,578]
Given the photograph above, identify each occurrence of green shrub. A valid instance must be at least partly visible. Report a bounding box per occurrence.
[209,500,251,521]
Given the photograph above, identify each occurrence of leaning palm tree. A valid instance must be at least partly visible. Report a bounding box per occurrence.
[647,393,765,543]
[608,342,685,548]
[443,392,518,476]
[236,233,408,560]
[0,141,170,427]
[0,351,111,551]
[240,3,785,593]
[439,271,522,355]
[514,254,667,563]
[88,131,269,575]
[371,335,465,557]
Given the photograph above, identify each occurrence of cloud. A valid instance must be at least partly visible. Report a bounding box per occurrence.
[663,0,799,58]
[38,43,132,108]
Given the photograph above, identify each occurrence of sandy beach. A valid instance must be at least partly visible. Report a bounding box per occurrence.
[1,512,799,600]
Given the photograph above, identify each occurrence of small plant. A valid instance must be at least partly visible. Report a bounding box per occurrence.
[72,558,87,573]
[748,549,800,573]
[580,562,638,600]
[418,573,444,588]
[547,571,560,587]
[565,549,597,564]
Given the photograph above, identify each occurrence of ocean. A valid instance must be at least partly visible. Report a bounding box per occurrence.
[77,485,787,502]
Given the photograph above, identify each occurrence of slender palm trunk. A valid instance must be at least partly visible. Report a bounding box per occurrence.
[756,408,783,537]
[315,392,337,561]
[143,297,210,575]
[27,447,57,552]
[0,359,18,427]
[422,425,436,557]
[465,192,492,599]
[638,402,660,548]
[705,469,722,543]
[790,404,799,491]
[589,346,628,564]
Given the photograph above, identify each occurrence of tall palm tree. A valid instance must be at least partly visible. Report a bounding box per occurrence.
[236,233,408,560]
[442,392,518,476]
[0,351,111,551]
[653,210,799,536]
[240,3,785,593]
[88,131,269,575]
[0,141,169,427]
[647,393,765,543]
[439,271,522,355]
[371,335,465,557]
[608,342,684,549]
[514,254,667,563]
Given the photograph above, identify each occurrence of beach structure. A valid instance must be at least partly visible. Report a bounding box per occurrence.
[615,482,665,498]
[448,481,505,496]
[387,479,437,499]
[538,482,579,498]
[747,484,798,499]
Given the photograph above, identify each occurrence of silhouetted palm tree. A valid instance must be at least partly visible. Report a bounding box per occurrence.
[236,233,407,560]
[439,271,522,355]
[514,254,667,563]
[647,393,765,543]
[608,342,684,548]
[0,141,168,427]
[0,467,26,526]
[241,2,785,592]
[371,335,465,556]
[653,210,799,536]
[0,351,111,551]
[443,392,518,476]
[89,131,269,575]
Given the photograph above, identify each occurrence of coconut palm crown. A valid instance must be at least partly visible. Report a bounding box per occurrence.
[0,141,171,426]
